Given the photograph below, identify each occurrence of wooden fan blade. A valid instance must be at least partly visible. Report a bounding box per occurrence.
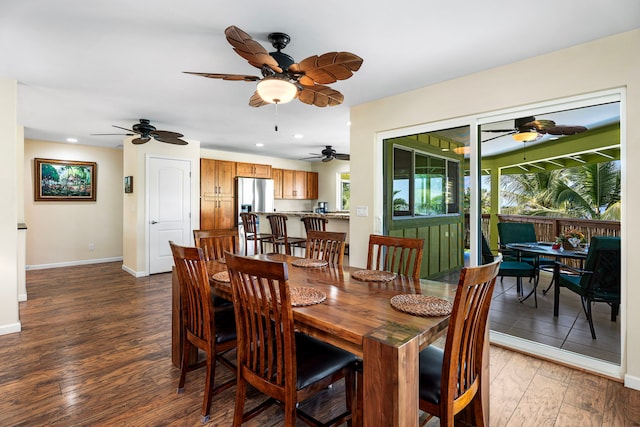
[183,71,260,82]
[92,133,134,136]
[290,52,363,85]
[155,137,188,145]
[334,153,350,160]
[524,120,556,131]
[543,125,588,136]
[298,85,344,107]
[151,130,183,139]
[224,26,282,73]
[131,137,151,145]
[249,91,270,107]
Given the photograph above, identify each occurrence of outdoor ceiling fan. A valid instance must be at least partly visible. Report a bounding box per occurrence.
[93,119,188,145]
[184,25,363,108]
[482,116,588,143]
[300,145,350,162]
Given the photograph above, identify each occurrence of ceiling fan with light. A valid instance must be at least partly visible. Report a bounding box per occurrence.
[93,119,188,145]
[300,146,350,162]
[185,26,363,108]
[482,116,588,143]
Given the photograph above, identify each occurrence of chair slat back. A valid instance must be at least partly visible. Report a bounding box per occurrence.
[170,242,213,342]
[366,234,424,279]
[226,253,295,399]
[267,214,289,240]
[305,230,347,266]
[240,213,259,235]
[193,229,238,261]
[441,258,500,413]
[301,216,328,233]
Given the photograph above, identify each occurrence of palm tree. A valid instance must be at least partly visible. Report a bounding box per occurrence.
[500,161,620,220]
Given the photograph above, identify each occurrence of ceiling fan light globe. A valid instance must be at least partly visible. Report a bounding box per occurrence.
[512,131,539,142]
[256,77,297,104]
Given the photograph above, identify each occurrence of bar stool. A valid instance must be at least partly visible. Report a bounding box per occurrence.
[267,214,306,256]
[301,215,328,233]
[239,213,273,255]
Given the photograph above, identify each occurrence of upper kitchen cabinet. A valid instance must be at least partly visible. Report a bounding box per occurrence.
[282,169,307,199]
[279,169,317,200]
[306,172,318,200]
[236,162,271,179]
[272,168,283,199]
[200,159,236,229]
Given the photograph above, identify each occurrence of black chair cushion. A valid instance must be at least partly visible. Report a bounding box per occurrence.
[418,345,444,405]
[295,333,357,390]
[213,306,237,344]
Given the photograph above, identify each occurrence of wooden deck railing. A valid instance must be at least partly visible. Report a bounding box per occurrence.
[466,214,620,247]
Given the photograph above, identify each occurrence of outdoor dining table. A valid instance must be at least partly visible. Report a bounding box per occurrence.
[505,242,588,316]
[171,253,471,426]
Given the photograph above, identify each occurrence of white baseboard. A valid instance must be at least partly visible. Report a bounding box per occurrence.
[121,264,147,278]
[18,293,27,302]
[624,373,640,391]
[0,322,21,336]
[26,256,123,271]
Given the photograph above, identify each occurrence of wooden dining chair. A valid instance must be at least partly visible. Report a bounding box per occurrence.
[366,234,425,279]
[267,214,307,256]
[418,256,501,426]
[169,241,237,423]
[225,252,357,427]
[193,228,238,261]
[301,215,328,233]
[305,230,347,266]
[193,228,238,308]
[240,212,273,255]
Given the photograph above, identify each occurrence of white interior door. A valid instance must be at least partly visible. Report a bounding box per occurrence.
[149,157,191,274]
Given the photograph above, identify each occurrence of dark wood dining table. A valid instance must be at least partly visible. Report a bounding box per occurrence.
[172,253,468,426]
[505,242,587,316]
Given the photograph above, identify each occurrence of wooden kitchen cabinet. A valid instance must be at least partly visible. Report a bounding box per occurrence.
[236,162,271,178]
[282,169,307,199]
[272,168,283,199]
[306,171,318,200]
[200,159,236,229]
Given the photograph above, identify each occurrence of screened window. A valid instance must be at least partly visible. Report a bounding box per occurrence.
[392,146,459,217]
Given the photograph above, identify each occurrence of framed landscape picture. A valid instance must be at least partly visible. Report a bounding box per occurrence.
[34,158,97,201]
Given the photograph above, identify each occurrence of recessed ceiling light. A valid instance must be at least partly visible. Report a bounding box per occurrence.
[255,143,264,147]
[293,134,304,139]
[66,137,78,143]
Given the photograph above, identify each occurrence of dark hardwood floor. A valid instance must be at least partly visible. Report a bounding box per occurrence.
[1,262,638,426]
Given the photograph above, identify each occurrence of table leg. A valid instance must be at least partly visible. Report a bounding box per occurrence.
[553,262,560,317]
[362,333,419,426]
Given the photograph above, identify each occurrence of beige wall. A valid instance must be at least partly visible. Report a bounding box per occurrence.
[349,30,639,386]
[24,140,123,268]
[313,160,350,212]
[0,77,19,334]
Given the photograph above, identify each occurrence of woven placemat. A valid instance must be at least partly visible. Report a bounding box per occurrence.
[352,269,397,282]
[290,287,326,307]
[390,294,452,317]
[292,258,329,268]
[211,271,230,283]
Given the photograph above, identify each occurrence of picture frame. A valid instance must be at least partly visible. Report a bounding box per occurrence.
[124,176,133,193]
[34,158,97,202]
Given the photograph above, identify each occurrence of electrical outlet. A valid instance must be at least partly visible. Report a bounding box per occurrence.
[356,206,368,217]
[89,243,95,251]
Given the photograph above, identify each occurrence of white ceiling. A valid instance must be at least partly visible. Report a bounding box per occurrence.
[1,0,639,160]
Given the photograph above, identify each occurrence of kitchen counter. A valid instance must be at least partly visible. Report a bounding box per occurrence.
[255,211,349,220]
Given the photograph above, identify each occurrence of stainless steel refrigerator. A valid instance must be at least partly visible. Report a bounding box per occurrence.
[235,177,274,253]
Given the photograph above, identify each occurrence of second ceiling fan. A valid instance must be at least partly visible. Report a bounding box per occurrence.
[301,146,350,162]
[482,116,588,142]
[185,25,363,107]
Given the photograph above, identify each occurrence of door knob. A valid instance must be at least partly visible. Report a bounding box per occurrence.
[151,220,158,224]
